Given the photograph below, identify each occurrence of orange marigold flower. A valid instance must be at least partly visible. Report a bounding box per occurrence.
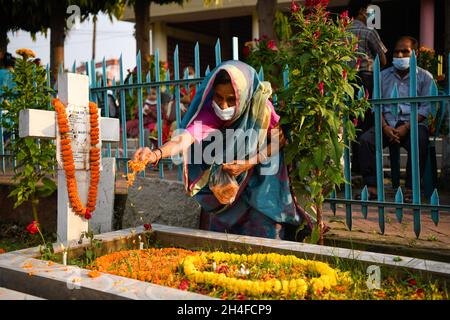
[16,48,36,58]
[87,270,102,278]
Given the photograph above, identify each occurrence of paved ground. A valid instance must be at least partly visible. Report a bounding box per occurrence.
[323,204,450,258]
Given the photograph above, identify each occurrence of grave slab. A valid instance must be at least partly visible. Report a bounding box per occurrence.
[0,224,449,300]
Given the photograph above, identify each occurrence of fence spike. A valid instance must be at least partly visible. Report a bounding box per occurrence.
[410,50,421,239]
[390,83,399,118]
[205,65,210,76]
[430,189,439,226]
[429,80,438,118]
[146,72,151,95]
[373,55,385,235]
[128,73,133,98]
[119,54,128,174]
[154,49,164,179]
[173,44,183,182]
[136,50,145,166]
[195,42,200,79]
[283,65,289,89]
[215,38,222,67]
[361,186,368,219]
[330,189,336,216]
[72,61,76,73]
[395,187,403,223]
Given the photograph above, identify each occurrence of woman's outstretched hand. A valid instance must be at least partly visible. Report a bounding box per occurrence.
[222,160,255,177]
[134,147,159,165]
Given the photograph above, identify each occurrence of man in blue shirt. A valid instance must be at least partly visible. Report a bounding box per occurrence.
[358,36,434,200]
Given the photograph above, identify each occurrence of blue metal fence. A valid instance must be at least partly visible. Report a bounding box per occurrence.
[0,39,449,238]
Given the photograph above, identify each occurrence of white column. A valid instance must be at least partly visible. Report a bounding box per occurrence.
[252,9,259,40]
[420,0,435,49]
[152,22,168,62]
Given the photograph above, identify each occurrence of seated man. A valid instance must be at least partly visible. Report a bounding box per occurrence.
[358,36,434,200]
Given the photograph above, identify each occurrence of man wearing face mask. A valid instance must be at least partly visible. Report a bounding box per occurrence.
[358,36,434,201]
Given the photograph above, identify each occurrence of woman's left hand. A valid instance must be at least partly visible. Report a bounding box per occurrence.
[222,160,255,177]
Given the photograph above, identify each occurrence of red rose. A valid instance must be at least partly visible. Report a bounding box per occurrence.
[216,264,229,274]
[314,31,321,39]
[178,279,189,291]
[343,69,347,80]
[26,221,39,235]
[84,209,92,220]
[408,279,417,286]
[144,223,152,231]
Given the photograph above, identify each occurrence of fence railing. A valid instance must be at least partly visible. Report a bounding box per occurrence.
[1,39,449,238]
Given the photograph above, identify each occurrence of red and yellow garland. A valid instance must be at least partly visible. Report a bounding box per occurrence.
[52,98,100,220]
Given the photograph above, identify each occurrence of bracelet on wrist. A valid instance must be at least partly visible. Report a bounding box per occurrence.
[153,148,163,167]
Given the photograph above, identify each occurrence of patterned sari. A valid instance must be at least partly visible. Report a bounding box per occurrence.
[181,61,314,240]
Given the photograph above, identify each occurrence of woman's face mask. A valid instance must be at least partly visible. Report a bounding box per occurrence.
[212,100,235,120]
[393,57,410,71]
[212,82,237,121]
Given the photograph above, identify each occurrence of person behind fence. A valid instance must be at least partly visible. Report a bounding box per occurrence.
[358,36,434,200]
[133,60,317,241]
[347,0,388,174]
[125,88,171,142]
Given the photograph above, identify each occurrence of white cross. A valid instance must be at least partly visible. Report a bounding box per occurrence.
[18,73,120,243]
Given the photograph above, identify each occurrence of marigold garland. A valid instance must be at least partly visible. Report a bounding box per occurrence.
[52,98,100,219]
[182,252,345,298]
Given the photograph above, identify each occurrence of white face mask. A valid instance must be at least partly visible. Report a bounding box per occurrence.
[147,99,157,105]
[393,57,410,71]
[212,100,235,121]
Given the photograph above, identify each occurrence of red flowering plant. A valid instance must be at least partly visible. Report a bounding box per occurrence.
[244,35,283,93]
[276,1,369,244]
[26,220,55,260]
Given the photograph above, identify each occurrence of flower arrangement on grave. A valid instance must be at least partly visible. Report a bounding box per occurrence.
[88,247,448,300]
[52,98,100,220]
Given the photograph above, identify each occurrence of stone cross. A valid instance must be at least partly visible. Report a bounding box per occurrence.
[19,73,120,243]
